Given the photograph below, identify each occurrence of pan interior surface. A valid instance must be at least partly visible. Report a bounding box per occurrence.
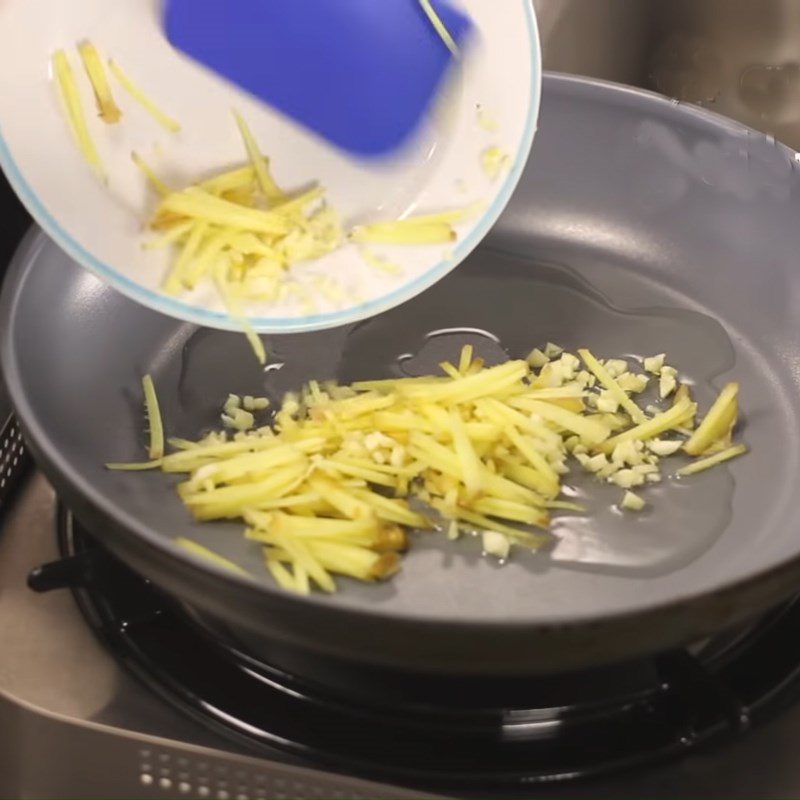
[5,75,800,632]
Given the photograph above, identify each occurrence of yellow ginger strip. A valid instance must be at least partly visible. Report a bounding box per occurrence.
[178,449,308,489]
[108,59,181,132]
[256,513,379,538]
[498,460,557,501]
[578,349,647,424]
[514,398,609,447]
[481,399,563,449]
[106,459,163,471]
[181,230,227,290]
[200,166,256,195]
[52,49,105,180]
[77,41,122,123]
[503,427,560,492]
[244,492,324,512]
[438,505,549,545]
[183,444,305,488]
[306,541,397,581]
[419,0,461,57]
[161,222,209,294]
[350,223,455,245]
[160,441,280,473]
[247,518,399,556]
[291,564,311,594]
[267,530,336,592]
[216,265,267,366]
[307,475,373,519]
[156,189,290,236]
[132,151,170,197]
[175,538,250,576]
[401,360,527,404]
[458,345,474,375]
[266,557,299,592]
[601,397,696,454]
[271,186,326,217]
[185,473,309,522]
[321,460,396,487]
[677,444,748,477]
[449,408,484,499]
[265,542,400,583]
[349,487,431,528]
[349,205,482,244]
[233,110,284,202]
[471,497,548,527]
[248,523,380,548]
[329,456,420,479]
[439,361,461,380]
[142,375,165,460]
[684,383,740,456]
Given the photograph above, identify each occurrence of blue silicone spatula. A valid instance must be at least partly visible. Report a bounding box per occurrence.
[163,0,473,158]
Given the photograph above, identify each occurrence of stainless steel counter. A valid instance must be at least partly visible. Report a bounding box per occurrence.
[535,0,800,150]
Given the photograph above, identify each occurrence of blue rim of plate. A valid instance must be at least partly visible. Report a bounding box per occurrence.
[0,2,541,334]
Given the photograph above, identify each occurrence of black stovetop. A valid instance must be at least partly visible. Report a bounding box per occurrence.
[0,171,31,269]
[25,504,800,796]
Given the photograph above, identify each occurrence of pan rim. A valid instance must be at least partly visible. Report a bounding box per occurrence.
[4,73,800,640]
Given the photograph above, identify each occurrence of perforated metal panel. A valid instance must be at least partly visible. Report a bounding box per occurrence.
[137,746,376,800]
[0,691,429,800]
[0,415,30,509]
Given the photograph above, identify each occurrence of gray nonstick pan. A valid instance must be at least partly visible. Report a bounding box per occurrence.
[4,74,800,676]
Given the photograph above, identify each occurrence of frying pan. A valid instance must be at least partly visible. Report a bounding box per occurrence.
[4,74,800,676]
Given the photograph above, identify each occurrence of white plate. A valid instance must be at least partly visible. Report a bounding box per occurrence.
[0,0,541,333]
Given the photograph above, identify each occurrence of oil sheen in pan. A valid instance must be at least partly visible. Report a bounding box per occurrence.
[178,252,737,580]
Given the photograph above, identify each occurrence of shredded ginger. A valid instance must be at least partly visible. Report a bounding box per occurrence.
[77,41,122,124]
[108,58,181,133]
[53,40,479,365]
[418,0,461,57]
[52,49,106,180]
[141,112,479,363]
[108,345,747,595]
